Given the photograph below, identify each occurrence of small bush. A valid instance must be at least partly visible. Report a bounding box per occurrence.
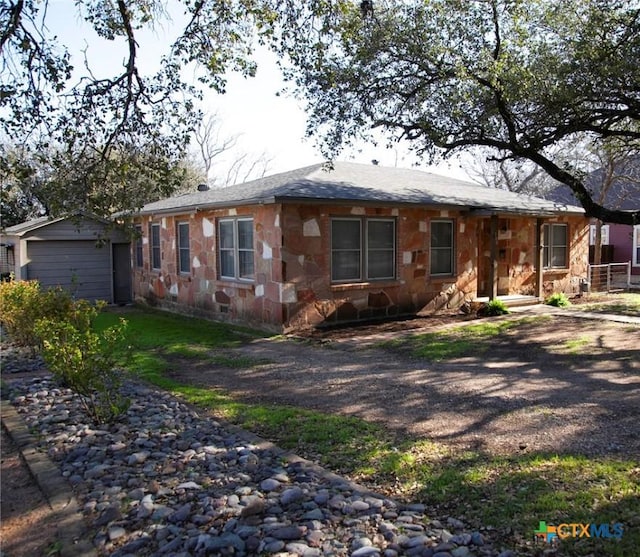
[0,280,81,347]
[1,279,129,423]
[1,280,46,346]
[35,309,130,424]
[545,292,571,307]
[478,299,511,316]
[0,279,111,345]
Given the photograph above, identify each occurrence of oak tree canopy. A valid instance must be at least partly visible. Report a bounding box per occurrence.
[2,0,639,224]
[271,0,640,224]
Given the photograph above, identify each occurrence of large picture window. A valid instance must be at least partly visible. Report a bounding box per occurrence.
[150,222,161,270]
[430,220,454,276]
[543,223,568,269]
[218,218,254,280]
[331,218,396,282]
[177,222,190,274]
[633,225,640,267]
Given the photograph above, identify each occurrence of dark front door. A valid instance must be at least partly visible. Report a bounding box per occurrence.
[112,243,132,304]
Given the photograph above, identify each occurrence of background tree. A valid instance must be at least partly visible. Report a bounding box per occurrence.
[466,138,640,268]
[269,0,640,225]
[189,113,273,189]
[1,145,48,226]
[0,0,273,218]
[551,141,640,266]
[465,148,560,195]
[0,141,186,224]
[5,0,640,225]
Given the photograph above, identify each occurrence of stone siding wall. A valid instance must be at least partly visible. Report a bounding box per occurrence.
[541,215,590,296]
[132,205,588,331]
[275,204,479,330]
[132,205,285,331]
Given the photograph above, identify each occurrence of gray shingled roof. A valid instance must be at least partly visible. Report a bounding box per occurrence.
[3,215,61,235]
[3,213,113,236]
[137,161,585,216]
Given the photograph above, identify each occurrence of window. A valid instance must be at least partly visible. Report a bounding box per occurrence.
[430,220,454,275]
[589,224,609,245]
[543,223,568,268]
[218,218,254,280]
[134,225,143,267]
[331,218,396,282]
[177,222,190,274]
[150,222,161,270]
[634,225,640,267]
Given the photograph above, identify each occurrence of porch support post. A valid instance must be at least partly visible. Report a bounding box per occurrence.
[535,218,544,300]
[489,214,498,300]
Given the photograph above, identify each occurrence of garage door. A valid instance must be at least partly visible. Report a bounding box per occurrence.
[27,240,113,302]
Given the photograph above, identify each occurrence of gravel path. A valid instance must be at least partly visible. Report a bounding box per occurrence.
[3,365,516,557]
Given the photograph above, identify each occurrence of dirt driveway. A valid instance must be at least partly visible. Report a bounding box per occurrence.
[167,311,640,459]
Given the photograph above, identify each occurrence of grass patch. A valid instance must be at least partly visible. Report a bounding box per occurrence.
[96,306,639,556]
[409,451,639,556]
[545,292,572,307]
[378,316,549,361]
[552,336,593,355]
[572,293,640,317]
[95,306,266,350]
[96,307,272,371]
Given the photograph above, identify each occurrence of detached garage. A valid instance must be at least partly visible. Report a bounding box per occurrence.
[1,215,131,304]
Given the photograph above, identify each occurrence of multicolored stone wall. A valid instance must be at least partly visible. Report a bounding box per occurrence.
[131,204,588,331]
[277,204,479,330]
[541,215,590,295]
[131,205,286,330]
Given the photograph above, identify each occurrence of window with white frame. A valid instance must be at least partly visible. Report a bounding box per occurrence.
[177,222,190,274]
[218,217,254,280]
[634,225,640,267]
[589,224,610,245]
[134,225,143,267]
[430,220,454,276]
[543,223,568,268]
[150,222,161,270]
[331,217,396,282]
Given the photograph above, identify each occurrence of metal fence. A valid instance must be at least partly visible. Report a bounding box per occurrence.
[587,262,632,293]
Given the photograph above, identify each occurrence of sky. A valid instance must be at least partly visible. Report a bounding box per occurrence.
[47,1,473,184]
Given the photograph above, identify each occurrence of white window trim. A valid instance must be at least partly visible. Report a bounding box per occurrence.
[330,217,396,283]
[366,218,396,281]
[150,222,161,270]
[134,224,144,268]
[633,225,640,267]
[331,218,362,283]
[543,223,568,269]
[177,221,190,275]
[218,217,255,281]
[430,219,455,276]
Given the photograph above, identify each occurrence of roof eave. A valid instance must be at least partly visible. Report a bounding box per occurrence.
[135,196,279,217]
[468,207,586,218]
[4,216,65,236]
[133,196,587,219]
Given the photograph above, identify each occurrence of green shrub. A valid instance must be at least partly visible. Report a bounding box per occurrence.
[35,309,130,424]
[2,280,130,423]
[1,280,45,346]
[0,279,108,347]
[478,299,511,316]
[545,292,571,307]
